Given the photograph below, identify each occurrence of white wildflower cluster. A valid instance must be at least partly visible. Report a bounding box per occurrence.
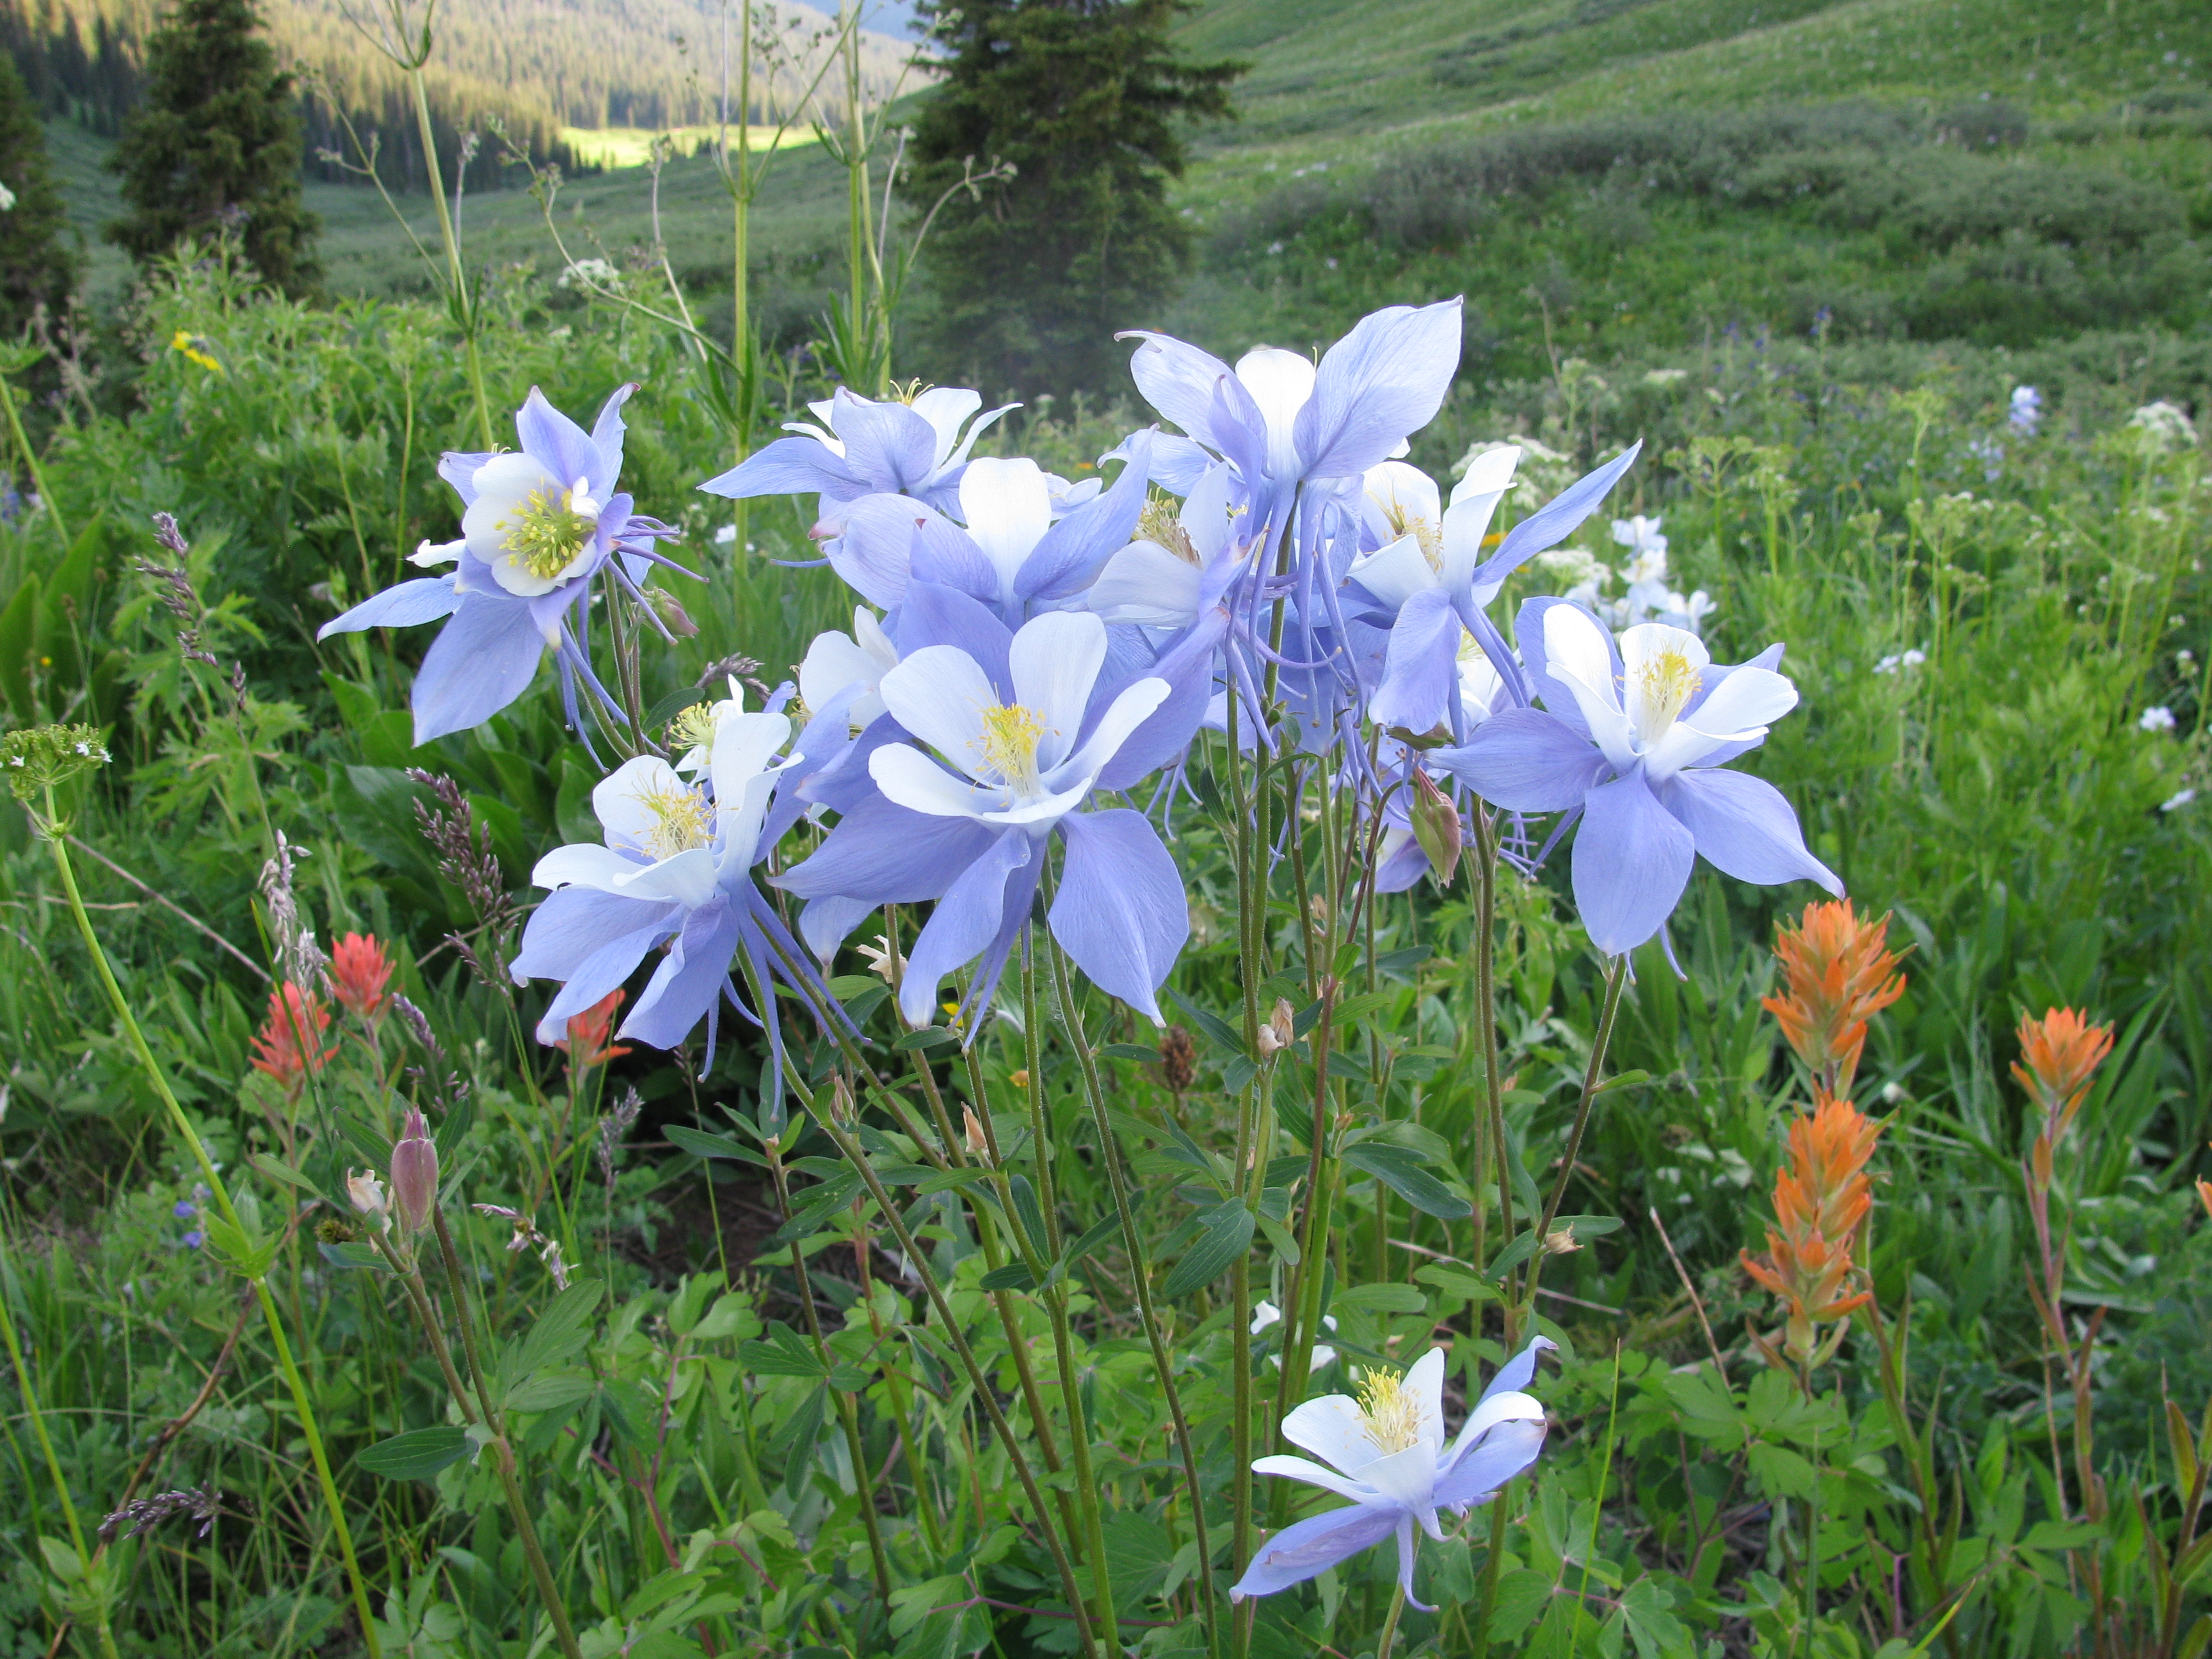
[557,257,621,291]
[2139,705,2177,733]
[1532,517,1713,635]
[1873,649,1928,676]
[2129,401,2199,453]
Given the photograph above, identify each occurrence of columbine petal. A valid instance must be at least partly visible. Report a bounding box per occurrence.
[878,646,998,779]
[1054,676,1172,787]
[515,386,602,497]
[1436,707,1607,812]
[1347,533,1441,613]
[1250,1454,1382,1505]
[530,918,679,1044]
[1543,602,1637,769]
[899,830,1032,1026]
[621,902,742,1048]
[1368,587,1462,735]
[1238,347,1317,478]
[1293,298,1463,480]
[317,575,460,637]
[1009,610,1107,768]
[1089,540,1205,627]
[959,456,1052,605]
[1432,1418,1547,1511]
[1477,1333,1559,1404]
[1229,1505,1400,1602]
[871,742,1010,819]
[410,594,546,744]
[1403,1348,1449,1459]
[1573,769,1697,956]
[1281,1393,1383,1477]
[1048,808,1189,1022]
[1656,769,1843,893]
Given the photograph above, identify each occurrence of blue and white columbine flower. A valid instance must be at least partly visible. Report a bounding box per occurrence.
[1233,1336,1555,1607]
[776,610,1183,1030]
[318,386,682,742]
[509,703,844,1084]
[1438,600,1841,956]
[698,385,1014,519]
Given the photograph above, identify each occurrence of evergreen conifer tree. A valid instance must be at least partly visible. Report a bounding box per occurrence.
[107,0,321,297]
[902,0,1241,396]
[0,51,78,336]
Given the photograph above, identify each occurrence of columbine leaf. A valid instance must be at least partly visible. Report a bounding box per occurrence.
[1342,1143,1473,1218]
[1162,1199,1254,1297]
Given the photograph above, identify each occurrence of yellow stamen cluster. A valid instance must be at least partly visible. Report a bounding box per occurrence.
[666,702,720,753]
[630,781,715,859]
[1137,493,1201,565]
[1632,646,1702,742]
[497,484,597,579]
[1377,496,1443,573]
[975,703,1048,792]
[1356,1366,1423,1455]
[888,378,936,406]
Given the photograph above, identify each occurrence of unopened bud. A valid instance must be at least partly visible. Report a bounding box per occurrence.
[828,1075,856,1127]
[389,1109,439,1237]
[346,1170,390,1230]
[1542,1226,1581,1255]
[1008,1068,1030,1089]
[963,1105,991,1162]
[646,586,698,637]
[1257,998,1296,1057]
[1411,769,1464,887]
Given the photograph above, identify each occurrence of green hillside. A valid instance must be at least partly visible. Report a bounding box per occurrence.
[38,0,2212,389]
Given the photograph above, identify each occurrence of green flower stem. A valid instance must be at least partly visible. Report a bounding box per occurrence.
[1521,952,1629,1318]
[1466,809,1516,1328]
[1471,1489,1512,1653]
[0,367,63,546]
[802,1077,1098,1659]
[44,807,385,1659]
[428,1208,586,1659]
[406,65,494,451]
[1045,928,1221,1656]
[756,1131,896,1608]
[0,1240,122,1659]
[1375,1578,1409,1659]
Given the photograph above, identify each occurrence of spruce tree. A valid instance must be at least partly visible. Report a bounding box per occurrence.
[107,0,321,298]
[902,0,1241,396]
[0,51,77,336]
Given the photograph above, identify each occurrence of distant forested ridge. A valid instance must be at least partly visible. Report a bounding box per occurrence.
[1,0,914,189]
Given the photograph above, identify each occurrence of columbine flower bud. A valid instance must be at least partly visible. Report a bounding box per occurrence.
[1257,998,1296,1057]
[1409,769,1463,887]
[646,586,699,637]
[389,1109,439,1237]
[346,1170,389,1231]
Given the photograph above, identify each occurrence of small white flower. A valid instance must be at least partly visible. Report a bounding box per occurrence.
[2140,705,2178,732]
[713,524,738,545]
[1251,1299,1338,1370]
[2162,788,2196,812]
[2129,401,2199,452]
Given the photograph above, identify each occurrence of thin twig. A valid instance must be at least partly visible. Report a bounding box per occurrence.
[64,836,269,981]
[1649,1205,1728,1379]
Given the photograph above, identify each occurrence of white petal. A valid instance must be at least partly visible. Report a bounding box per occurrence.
[1442,481,1511,592]
[533,842,650,893]
[410,538,463,567]
[1181,461,1238,565]
[1450,444,1521,505]
[1364,461,1441,534]
[1346,533,1439,612]
[711,712,793,862]
[878,646,998,781]
[854,606,899,671]
[1281,1393,1382,1477]
[1237,347,1317,477]
[1404,1349,1449,1460]
[1542,604,1637,770]
[1353,1442,1442,1512]
[1050,677,1171,788]
[910,385,982,467]
[959,456,1052,602]
[870,742,1006,819]
[607,846,718,908]
[1010,611,1107,771]
[799,629,883,712]
[1645,664,1796,780]
[1251,1455,1386,1507]
[1088,541,1205,628]
[1251,1301,1281,1333]
[976,777,1094,827]
[593,757,692,854]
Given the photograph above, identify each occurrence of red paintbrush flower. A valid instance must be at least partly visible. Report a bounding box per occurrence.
[250,982,335,1094]
[555,988,631,1071]
[328,932,394,1025]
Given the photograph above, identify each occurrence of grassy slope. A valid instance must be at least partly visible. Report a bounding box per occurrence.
[40,0,2212,330]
